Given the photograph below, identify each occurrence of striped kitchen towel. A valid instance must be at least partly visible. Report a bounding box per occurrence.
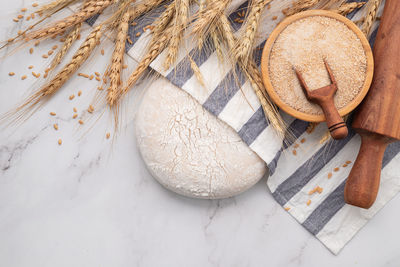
[82,0,399,254]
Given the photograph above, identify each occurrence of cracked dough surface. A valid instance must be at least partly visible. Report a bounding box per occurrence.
[135,79,267,199]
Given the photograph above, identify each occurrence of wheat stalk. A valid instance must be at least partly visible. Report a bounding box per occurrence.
[233,0,271,65]
[334,2,366,15]
[163,0,190,70]
[107,9,130,113]
[362,0,382,36]
[16,26,102,116]
[150,3,175,45]
[49,22,82,71]
[217,14,286,137]
[246,60,286,138]
[25,0,114,41]
[283,0,322,16]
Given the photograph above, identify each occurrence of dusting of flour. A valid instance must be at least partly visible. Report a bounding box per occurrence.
[135,79,266,199]
[269,16,367,115]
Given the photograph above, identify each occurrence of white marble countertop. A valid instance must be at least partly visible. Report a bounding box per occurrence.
[0,1,399,266]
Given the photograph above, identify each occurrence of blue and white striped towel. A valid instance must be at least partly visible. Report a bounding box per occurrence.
[83,0,399,254]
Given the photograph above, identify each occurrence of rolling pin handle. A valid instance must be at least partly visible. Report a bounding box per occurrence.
[319,99,349,140]
[344,132,389,209]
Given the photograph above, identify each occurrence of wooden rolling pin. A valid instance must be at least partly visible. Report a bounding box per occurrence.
[344,0,400,209]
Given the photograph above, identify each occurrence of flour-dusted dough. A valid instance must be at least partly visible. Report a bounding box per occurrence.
[135,78,267,199]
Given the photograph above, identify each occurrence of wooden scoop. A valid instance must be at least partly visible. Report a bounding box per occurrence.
[344,0,400,209]
[295,61,348,140]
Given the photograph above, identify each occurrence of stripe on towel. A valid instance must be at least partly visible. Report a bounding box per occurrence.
[302,141,400,235]
[272,131,356,206]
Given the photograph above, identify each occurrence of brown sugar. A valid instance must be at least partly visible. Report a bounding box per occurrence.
[269,16,367,115]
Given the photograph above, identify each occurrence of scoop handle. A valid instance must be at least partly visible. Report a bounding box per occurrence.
[344,132,389,209]
[319,98,348,140]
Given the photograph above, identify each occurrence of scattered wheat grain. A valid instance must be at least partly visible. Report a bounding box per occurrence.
[32,72,40,78]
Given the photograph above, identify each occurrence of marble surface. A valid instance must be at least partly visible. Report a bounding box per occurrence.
[0,1,400,266]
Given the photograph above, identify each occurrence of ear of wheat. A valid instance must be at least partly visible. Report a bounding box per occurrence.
[11,25,102,122]
[107,9,130,128]
[49,22,82,71]
[121,27,172,98]
[233,0,272,65]
[362,0,382,36]
[163,0,190,70]
[150,3,175,45]
[283,0,322,16]
[192,0,231,42]
[25,0,114,41]
[35,0,80,15]
[335,2,366,16]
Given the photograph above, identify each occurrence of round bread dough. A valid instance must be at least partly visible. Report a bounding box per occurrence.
[135,78,267,199]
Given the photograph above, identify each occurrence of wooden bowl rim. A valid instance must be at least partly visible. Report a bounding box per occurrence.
[261,10,374,122]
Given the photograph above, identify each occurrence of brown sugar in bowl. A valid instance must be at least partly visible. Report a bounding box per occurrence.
[261,10,374,122]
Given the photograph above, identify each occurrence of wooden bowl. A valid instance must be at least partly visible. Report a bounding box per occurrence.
[261,10,374,122]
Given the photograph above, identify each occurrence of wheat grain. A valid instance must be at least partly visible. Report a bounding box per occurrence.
[362,0,382,37]
[49,22,82,71]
